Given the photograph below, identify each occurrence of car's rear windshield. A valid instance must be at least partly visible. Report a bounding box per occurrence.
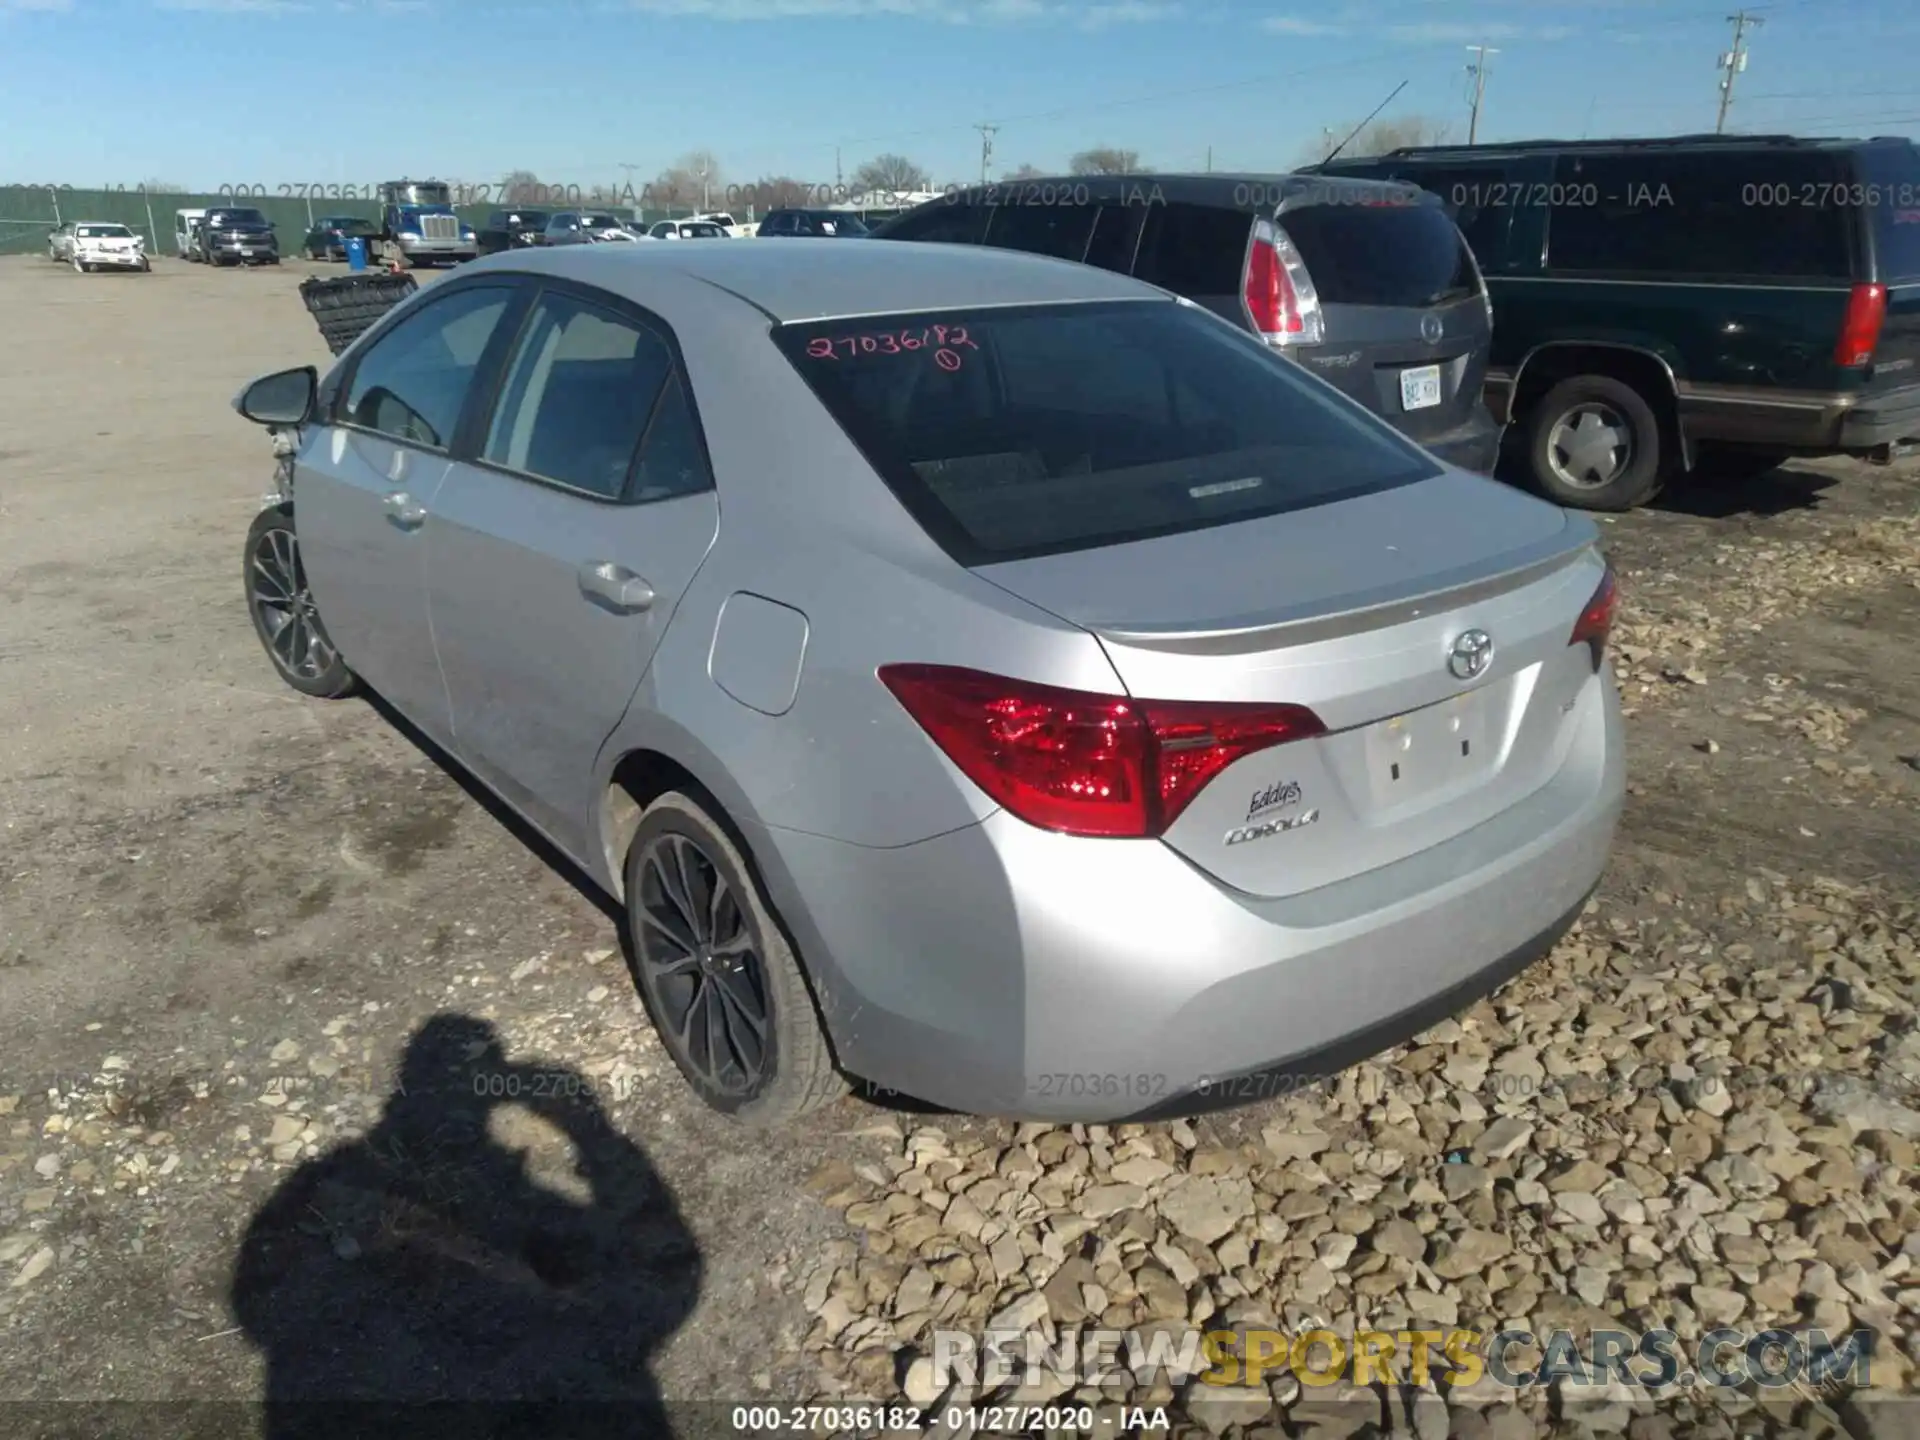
[1862,144,1920,282]
[1279,198,1477,308]
[774,299,1438,565]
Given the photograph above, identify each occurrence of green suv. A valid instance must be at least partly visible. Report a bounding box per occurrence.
[1317,134,1920,509]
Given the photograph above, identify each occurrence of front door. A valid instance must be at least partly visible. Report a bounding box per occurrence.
[425,284,720,855]
[295,282,519,741]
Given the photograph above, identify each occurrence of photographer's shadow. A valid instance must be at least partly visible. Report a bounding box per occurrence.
[230,1014,701,1440]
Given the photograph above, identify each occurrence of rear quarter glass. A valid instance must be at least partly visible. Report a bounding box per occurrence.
[1277,200,1477,309]
[772,300,1440,567]
[1861,144,1920,282]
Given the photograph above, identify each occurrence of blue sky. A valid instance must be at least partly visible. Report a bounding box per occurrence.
[2,0,1916,195]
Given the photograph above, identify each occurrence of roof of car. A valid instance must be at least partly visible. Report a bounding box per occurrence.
[468,235,1161,323]
[934,172,1419,206]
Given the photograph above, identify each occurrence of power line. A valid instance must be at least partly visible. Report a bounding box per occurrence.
[1715,10,1763,134]
[1465,45,1500,145]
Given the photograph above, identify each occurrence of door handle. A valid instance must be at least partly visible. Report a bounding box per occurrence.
[577,561,655,613]
[384,491,427,529]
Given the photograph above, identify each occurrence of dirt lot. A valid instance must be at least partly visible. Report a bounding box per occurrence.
[0,253,1916,1439]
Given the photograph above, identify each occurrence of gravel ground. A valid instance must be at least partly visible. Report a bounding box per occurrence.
[0,255,1916,1440]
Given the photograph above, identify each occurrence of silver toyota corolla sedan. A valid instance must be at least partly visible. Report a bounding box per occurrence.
[234,238,1626,1126]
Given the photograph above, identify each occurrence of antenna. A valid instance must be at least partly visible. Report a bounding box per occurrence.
[1317,80,1409,167]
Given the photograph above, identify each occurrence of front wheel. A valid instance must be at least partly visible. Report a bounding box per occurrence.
[244,505,358,699]
[1525,374,1667,511]
[72,255,86,274]
[622,793,845,1126]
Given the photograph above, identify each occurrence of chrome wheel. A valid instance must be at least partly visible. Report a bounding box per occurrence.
[632,832,770,1097]
[1546,403,1632,490]
[249,523,337,681]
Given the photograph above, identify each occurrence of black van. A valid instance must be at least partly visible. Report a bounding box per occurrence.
[873,174,1503,475]
[1317,134,1920,509]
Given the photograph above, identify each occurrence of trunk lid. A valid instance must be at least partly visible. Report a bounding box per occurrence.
[974,470,1607,898]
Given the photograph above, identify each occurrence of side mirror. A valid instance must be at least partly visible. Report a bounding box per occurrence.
[234,366,317,426]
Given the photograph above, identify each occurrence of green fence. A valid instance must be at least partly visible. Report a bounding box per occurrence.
[0,185,718,254]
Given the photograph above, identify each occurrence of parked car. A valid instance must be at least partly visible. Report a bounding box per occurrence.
[647,219,728,241]
[302,215,379,262]
[756,208,871,238]
[875,174,1503,475]
[689,211,742,237]
[1315,134,1920,508]
[49,221,152,272]
[544,211,642,245]
[174,207,207,261]
[231,241,1624,1125]
[477,208,552,256]
[197,205,280,266]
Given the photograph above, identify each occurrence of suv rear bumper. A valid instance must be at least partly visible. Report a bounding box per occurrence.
[1838,385,1920,448]
[1677,380,1920,453]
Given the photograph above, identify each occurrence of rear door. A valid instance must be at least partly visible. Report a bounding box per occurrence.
[1274,196,1490,446]
[425,281,721,855]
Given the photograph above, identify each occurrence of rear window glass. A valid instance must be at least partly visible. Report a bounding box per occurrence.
[1861,144,1920,282]
[1278,200,1476,307]
[773,300,1436,565]
[883,203,989,245]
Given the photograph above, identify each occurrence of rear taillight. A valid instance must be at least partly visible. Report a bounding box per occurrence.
[1569,563,1619,669]
[1242,218,1325,347]
[1835,282,1887,367]
[878,664,1325,839]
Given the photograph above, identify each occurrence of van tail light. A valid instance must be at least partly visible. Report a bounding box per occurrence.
[1242,218,1325,347]
[878,664,1325,839]
[1569,563,1619,670]
[1835,282,1887,367]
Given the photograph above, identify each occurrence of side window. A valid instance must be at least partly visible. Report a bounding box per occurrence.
[1394,166,1513,263]
[1131,202,1250,297]
[1081,204,1142,274]
[888,203,989,245]
[341,286,513,450]
[981,203,1100,262]
[761,213,791,235]
[486,211,507,229]
[481,290,675,500]
[630,372,716,502]
[1548,152,1851,278]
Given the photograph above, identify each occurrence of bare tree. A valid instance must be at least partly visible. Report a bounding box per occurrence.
[1068,147,1143,176]
[745,175,815,211]
[653,151,725,211]
[140,178,187,195]
[1006,163,1046,180]
[1300,114,1454,165]
[852,153,930,195]
[499,170,546,205]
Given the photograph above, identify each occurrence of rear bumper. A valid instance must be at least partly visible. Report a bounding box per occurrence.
[749,665,1625,1122]
[1670,380,1920,453]
[1415,404,1504,475]
[1839,385,1920,448]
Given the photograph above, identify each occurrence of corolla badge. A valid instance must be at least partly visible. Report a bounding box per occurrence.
[1420,312,1444,344]
[1225,808,1321,846]
[1448,628,1495,680]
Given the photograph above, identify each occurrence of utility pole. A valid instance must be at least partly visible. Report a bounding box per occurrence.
[1465,45,1499,144]
[1715,10,1762,134]
[1205,146,1212,173]
[835,146,843,188]
[975,123,998,184]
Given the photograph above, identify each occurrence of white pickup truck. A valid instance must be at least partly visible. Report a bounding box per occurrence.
[50,221,151,273]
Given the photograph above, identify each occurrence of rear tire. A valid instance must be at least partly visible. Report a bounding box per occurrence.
[622,792,846,1127]
[244,505,358,700]
[1525,374,1666,511]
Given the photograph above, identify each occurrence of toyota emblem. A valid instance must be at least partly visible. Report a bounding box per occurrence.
[1420,312,1444,344]
[1448,629,1494,680]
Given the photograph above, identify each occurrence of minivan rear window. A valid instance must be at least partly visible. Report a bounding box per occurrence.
[1278,199,1477,308]
[774,300,1437,565]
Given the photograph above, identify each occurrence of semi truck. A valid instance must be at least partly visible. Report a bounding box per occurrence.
[374,179,478,268]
